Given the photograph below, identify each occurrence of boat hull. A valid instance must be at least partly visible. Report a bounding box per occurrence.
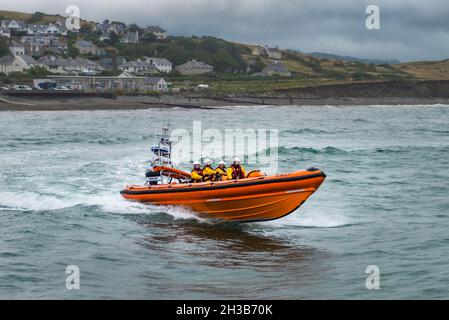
[121,169,326,222]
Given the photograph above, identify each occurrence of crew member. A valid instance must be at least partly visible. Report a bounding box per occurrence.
[227,157,246,180]
[215,161,228,181]
[202,159,216,181]
[190,161,203,183]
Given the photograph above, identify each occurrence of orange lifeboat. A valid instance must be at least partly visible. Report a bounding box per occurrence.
[121,167,326,222]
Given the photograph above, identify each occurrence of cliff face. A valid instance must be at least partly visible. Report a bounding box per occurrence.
[274,80,449,98]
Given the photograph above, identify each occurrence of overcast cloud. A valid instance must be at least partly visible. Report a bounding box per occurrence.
[2,0,449,62]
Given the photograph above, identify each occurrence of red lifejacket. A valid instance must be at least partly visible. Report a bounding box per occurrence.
[230,164,245,179]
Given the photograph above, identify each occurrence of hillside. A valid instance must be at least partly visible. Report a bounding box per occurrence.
[308,52,400,65]
[393,59,449,80]
[3,9,449,93]
[0,10,94,29]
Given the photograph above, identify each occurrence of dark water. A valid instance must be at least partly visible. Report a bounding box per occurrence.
[1,105,449,299]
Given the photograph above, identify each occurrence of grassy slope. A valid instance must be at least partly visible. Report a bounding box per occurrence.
[0,10,94,28]
[393,59,449,80]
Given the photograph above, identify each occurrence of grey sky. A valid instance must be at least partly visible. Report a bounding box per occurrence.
[3,0,449,62]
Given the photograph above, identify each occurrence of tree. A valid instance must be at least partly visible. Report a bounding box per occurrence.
[67,45,79,58]
[141,32,157,43]
[249,58,265,73]
[108,31,118,46]
[26,11,46,23]
[27,65,51,77]
[0,36,9,56]
[201,37,219,54]
[127,23,142,34]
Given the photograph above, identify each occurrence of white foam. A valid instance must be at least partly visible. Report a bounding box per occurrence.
[164,205,206,222]
[0,191,80,211]
[264,208,350,228]
[84,192,154,214]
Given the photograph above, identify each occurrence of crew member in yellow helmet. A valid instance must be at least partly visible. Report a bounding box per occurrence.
[215,161,228,181]
[202,159,216,182]
[227,157,246,180]
[190,161,203,183]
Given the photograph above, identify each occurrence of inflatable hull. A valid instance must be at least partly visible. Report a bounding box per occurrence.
[121,169,326,222]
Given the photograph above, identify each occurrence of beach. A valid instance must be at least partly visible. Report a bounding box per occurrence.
[3,80,449,111]
[2,93,449,111]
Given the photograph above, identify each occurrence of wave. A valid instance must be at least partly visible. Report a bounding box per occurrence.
[353,118,370,123]
[283,128,329,135]
[0,191,80,211]
[0,190,205,222]
[276,146,347,155]
[265,209,351,228]
[272,145,449,157]
[412,128,449,135]
[1,135,135,148]
[366,145,449,154]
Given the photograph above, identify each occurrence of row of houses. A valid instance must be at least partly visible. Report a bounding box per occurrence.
[9,37,67,56]
[0,18,167,38]
[119,57,173,74]
[3,36,217,77]
[44,72,169,93]
[1,19,67,36]
[0,18,166,47]
[0,54,104,75]
[95,20,168,38]
[0,54,169,92]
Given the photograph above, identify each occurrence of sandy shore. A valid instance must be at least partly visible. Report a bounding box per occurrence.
[1,94,449,111]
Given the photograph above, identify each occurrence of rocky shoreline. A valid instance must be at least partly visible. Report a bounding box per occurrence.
[1,94,449,111]
[3,80,449,111]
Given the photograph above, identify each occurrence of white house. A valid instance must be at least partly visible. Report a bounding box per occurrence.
[265,46,282,60]
[9,40,26,56]
[175,60,214,75]
[144,77,168,92]
[0,55,25,74]
[0,55,37,74]
[27,23,67,36]
[252,46,265,56]
[0,27,11,38]
[46,24,67,35]
[119,60,158,75]
[142,57,172,73]
[1,20,27,32]
[27,24,46,35]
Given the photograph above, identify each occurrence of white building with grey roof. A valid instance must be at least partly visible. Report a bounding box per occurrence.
[1,19,27,32]
[142,57,173,73]
[175,59,214,75]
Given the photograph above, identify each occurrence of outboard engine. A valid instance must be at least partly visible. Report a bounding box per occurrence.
[145,170,162,185]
